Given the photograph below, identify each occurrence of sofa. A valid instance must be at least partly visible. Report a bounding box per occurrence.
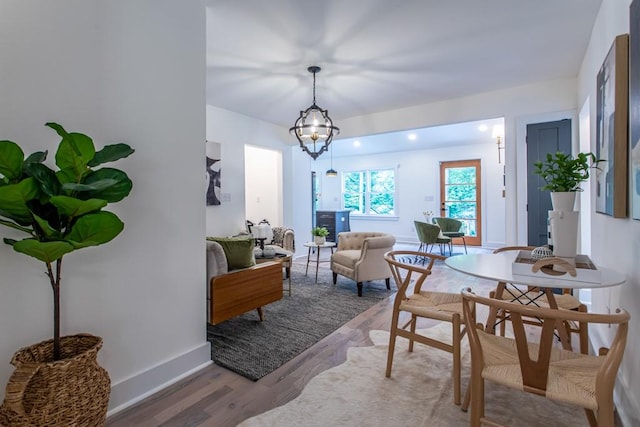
[206,238,282,324]
[330,231,396,296]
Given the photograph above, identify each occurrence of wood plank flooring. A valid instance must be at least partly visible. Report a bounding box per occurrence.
[106,293,399,427]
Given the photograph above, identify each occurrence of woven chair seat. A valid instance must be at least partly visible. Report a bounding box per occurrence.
[478,329,601,411]
[400,292,464,322]
[493,287,583,310]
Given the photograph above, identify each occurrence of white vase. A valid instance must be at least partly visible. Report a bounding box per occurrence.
[314,236,326,245]
[548,210,579,259]
[550,192,577,211]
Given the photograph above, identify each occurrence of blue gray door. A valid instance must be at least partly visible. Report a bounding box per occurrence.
[526,119,572,246]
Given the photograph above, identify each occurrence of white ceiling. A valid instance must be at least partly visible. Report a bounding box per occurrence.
[206,0,601,154]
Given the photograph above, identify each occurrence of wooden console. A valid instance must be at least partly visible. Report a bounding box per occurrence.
[209,261,282,324]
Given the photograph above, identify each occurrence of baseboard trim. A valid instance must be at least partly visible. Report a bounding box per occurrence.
[107,341,212,417]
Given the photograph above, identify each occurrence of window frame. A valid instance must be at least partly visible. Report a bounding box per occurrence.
[342,166,398,218]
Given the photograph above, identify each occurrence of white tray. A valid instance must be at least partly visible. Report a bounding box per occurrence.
[511,251,602,284]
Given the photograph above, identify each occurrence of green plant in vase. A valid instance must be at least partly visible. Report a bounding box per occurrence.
[532,151,602,260]
[312,226,329,237]
[0,122,134,359]
[312,226,329,244]
[533,151,603,192]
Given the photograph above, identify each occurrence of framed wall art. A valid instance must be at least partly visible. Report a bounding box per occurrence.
[206,141,221,206]
[630,0,640,220]
[595,33,629,218]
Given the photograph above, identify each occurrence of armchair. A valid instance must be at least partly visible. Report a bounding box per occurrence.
[414,220,451,256]
[330,231,396,296]
[271,226,295,252]
[432,217,467,254]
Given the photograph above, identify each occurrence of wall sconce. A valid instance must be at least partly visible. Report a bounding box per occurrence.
[492,124,505,163]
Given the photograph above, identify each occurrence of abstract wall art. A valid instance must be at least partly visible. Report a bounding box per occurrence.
[595,34,628,218]
[206,141,221,206]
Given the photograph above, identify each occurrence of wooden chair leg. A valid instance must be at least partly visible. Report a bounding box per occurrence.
[408,315,417,352]
[578,304,589,354]
[461,382,471,412]
[452,315,461,405]
[256,307,264,321]
[357,282,363,297]
[385,312,401,377]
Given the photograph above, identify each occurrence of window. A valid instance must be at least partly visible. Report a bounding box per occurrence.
[343,168,396,216]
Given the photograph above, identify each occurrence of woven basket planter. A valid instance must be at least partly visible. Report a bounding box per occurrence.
[0,334,110,426]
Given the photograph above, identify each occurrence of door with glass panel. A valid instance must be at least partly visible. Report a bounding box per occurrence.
[439,160,481,246]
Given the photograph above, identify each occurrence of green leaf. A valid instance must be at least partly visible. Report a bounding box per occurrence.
[61,179,117,193]
[49,196,107,218]
[24,162,61,197]
[0,140,24,182]
[0,178,39,224]
[66,211,124,249]
[88,144,135,167]
[24,150,47,166]
[51,123,96,182]
[32,214,62,239]
[82,168,133,202]
[3,238,17,246]
[13,239,75,263]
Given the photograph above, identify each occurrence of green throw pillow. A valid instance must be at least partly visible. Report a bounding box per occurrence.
[206,237,255,270]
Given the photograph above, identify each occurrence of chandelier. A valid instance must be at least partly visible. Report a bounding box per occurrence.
[289,66,340,160]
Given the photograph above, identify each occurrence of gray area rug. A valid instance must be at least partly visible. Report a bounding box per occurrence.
[207,262,392,381]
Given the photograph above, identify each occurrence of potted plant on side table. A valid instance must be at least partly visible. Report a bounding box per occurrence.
[533,151,602,259]
[312,226,329,245]
[0,123,134,426]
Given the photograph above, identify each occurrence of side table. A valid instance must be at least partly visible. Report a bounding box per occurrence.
[255,251,293,295]
[303,241,336,283]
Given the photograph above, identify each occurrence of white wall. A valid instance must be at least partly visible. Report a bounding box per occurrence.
[0,0,210,414]
[205,105,292,238]
[577,0,640,424]
[312,141,506,248]
[245,145,283,225]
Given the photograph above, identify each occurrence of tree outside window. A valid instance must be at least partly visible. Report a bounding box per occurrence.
[343,168,395,215]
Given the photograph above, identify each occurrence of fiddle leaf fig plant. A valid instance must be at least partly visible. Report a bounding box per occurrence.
[533,151,603,192]
[0,123,134,360]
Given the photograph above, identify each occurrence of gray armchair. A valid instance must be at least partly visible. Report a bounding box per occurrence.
[330,231,396,296]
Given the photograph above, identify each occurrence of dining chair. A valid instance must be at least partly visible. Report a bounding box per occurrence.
[384,250,471,405]
[414,220,451,256]
[461,287,629,427]
[489,246,589,354]
[432,217,467,254]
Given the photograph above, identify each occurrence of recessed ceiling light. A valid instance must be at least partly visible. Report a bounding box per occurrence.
[408,134,417,141]
[478,124,489,132]
[353,140,361,147]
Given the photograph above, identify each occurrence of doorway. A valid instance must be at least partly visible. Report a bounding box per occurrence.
[526,119,571,246]
[439,160,481,246]
[244,145,283,224]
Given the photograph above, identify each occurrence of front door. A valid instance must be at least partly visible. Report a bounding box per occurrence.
[439,160,481,246]
[526,119,572,246]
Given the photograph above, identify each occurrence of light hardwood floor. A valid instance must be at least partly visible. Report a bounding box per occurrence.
[107,244,489,426]
[106,293,400,427]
